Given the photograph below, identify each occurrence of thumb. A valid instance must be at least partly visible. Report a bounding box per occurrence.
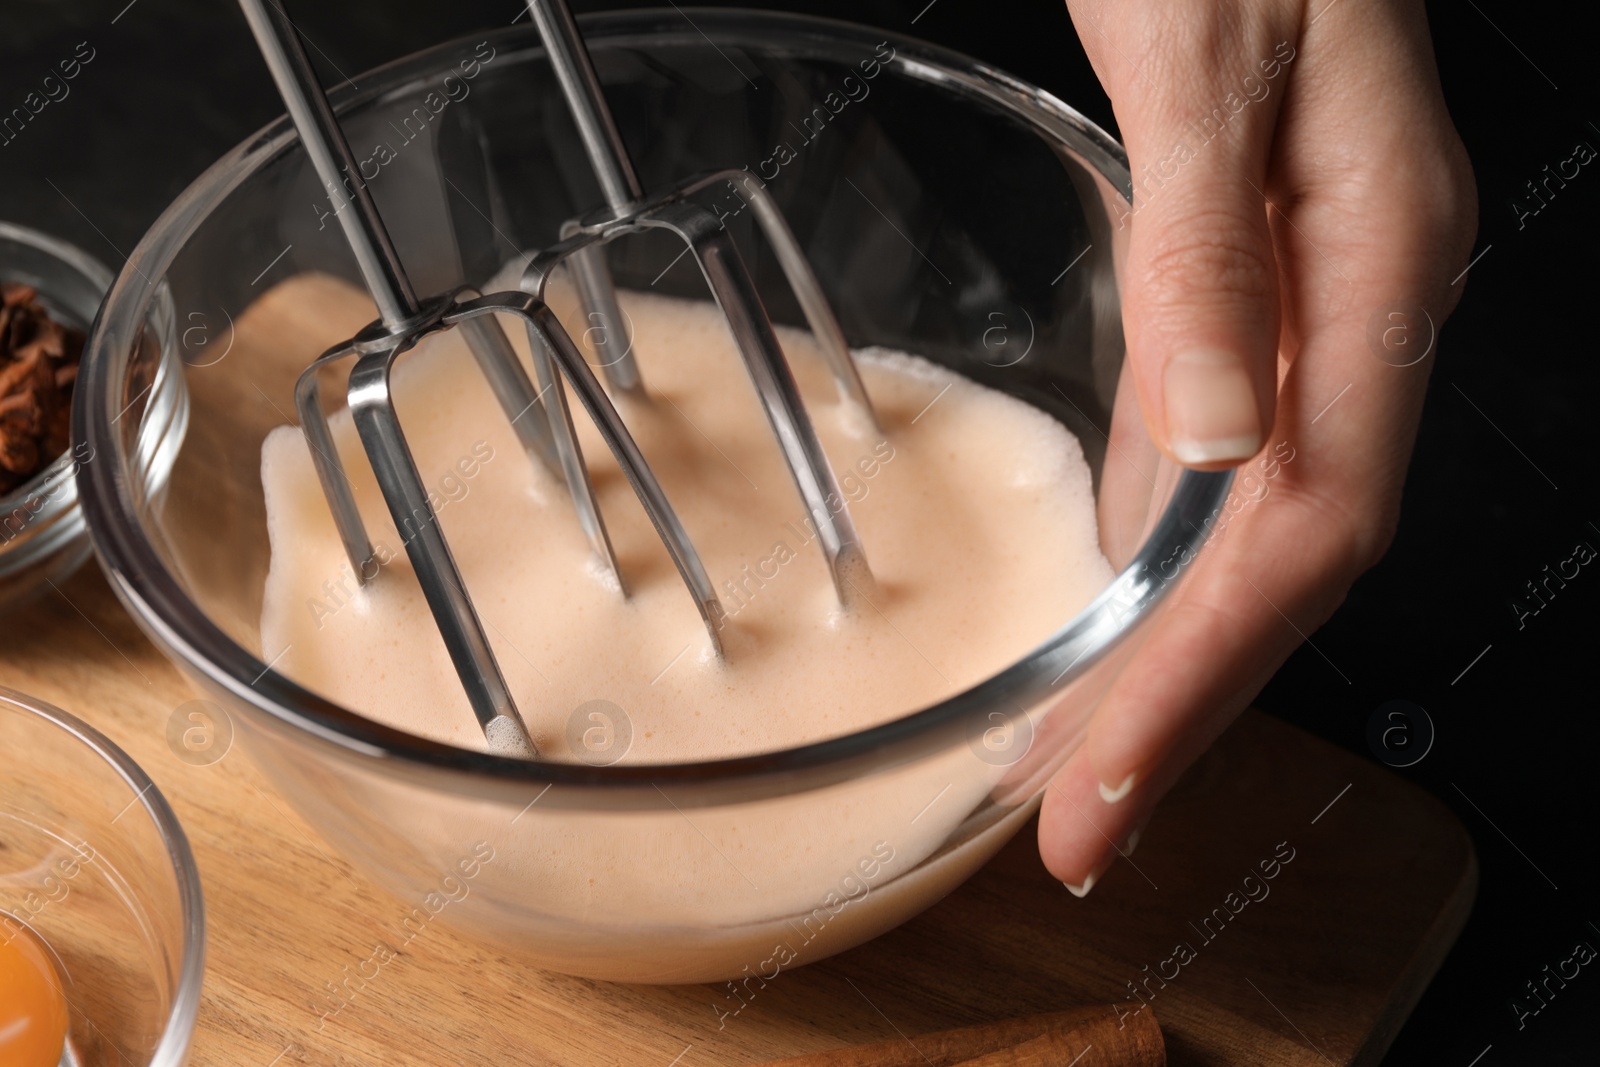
[1084,14,1297,468]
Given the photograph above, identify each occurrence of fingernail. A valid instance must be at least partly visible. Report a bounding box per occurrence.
[1164,348,1262,465]
[1064,823,1136,898]
[1063,871,1098,898]
[1063,849,1115,898]
[1098,772,1137,804]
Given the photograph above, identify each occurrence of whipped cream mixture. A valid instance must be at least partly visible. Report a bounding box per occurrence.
[259,281,1112,762]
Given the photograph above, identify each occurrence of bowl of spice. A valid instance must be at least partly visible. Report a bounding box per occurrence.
[0,221,183,608]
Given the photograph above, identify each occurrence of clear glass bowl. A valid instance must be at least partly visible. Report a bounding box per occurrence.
[0,221,185,611]
[0,687,204,1066]
[76,12,1231,982]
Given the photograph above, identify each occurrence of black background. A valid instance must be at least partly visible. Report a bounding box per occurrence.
[1,1,1594,1062]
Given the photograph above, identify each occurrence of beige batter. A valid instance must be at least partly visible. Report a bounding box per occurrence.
[260,284,1111,761]
[254,277,1113,978]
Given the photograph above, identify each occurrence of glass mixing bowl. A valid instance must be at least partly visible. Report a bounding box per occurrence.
[0,687,204,1066]
[76,11,1231,982]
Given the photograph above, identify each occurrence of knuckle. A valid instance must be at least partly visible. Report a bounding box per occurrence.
[1131,210,1276,322]
[1433,139,1481,287]
[1391,141,1478,261]
[1337,131,1479,299]
[1278,478,1396,579]
[1167,595,1256,653]
[1441,141,1480,235]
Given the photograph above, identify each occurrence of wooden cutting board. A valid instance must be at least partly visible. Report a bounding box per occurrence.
[2,565,1474,1067]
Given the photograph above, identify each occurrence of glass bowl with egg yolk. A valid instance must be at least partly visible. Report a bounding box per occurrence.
[0,688,204,1065]
[76,11,1232,982]
[0,922,69,1067]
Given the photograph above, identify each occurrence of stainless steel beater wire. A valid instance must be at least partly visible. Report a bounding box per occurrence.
[565,230,640,394]
[641,203,873,607]
[293,358,375,572]
[528,0,644,395]
[346,345,536,754]
[454,293,563,477]
[237,0,418,328]
[459,279,625,587]
[696,169,879,429]
[455,307,628,593]
[519,316,628,594]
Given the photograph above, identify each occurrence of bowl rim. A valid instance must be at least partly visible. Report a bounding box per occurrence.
[0,684,206,1067]
[76,9,1232,804]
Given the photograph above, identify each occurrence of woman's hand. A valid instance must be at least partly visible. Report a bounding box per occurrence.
[1039,0,1477,894]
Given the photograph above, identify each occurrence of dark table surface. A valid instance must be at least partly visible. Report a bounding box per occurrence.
[2,1,1594,1063]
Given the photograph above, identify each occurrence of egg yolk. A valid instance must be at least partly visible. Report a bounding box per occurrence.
[0,924,68,1067]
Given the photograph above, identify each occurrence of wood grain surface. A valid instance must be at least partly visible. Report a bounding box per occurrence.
[2,565,1475,1067]
[752,1006,1165,1065]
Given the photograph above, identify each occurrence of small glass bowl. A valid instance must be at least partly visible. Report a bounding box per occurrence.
[0,686,205,1067]
[0,222,185,610]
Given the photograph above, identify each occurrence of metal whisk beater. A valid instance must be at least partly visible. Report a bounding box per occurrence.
[237,0,881,758]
